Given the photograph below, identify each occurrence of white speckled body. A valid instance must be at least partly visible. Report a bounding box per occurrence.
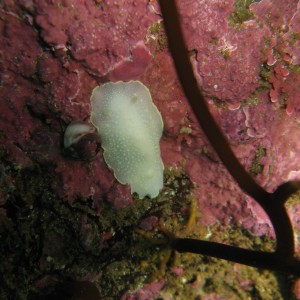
[90,81,164,199]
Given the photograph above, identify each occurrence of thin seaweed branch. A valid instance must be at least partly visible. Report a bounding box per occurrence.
[159,0,300,276]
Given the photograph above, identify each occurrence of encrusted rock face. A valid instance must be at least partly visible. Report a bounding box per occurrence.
[0,0,159,201]
[1,0,300,298]
[177,0,267,109]
[34,1,156,79]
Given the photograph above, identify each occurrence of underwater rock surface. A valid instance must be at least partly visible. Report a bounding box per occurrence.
[1,0,300,299]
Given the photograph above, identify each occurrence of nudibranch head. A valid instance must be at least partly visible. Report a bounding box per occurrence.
[63,121,101,161]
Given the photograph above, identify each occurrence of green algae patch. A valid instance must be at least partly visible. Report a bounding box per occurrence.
[288,32,300,46]
[259,63,272,88]
[229,0,257,27]
[147,21,168,52]
[285,191,300,260]
[241,91,259,107]
[249,144,267,176]
[288,64,300,75]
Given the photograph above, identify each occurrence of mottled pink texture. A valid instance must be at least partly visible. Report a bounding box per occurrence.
[251,0,300,114]
[171,267,184,277]
[148,0,300,237]
[34,0,158,78]
[0,13,43,167]
[142,51,276,236]
[177,0,269,107]
[250,0,298,28]
[283,4,300,65]
[0,1,158,202]
[121,280,165,300]
[1,0,300,259]
[53,157,114,203]
[107,41,153,81]
[138,215,159,231]
[106,183,133,209]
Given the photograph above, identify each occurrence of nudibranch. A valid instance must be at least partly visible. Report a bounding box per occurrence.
[90,81,164,199]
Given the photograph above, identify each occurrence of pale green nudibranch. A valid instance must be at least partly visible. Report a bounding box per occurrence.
[90,81,164,199]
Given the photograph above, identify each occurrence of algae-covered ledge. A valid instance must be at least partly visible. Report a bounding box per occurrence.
[0,153,295,299]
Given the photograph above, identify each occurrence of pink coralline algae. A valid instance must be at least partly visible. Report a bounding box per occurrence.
[1,0,300,298]
[34,0,157,79]
[177,0,268,109]
[121,280,165,300]
[0,0,159,202]
[157,0,300,235]
[251,0,300,114]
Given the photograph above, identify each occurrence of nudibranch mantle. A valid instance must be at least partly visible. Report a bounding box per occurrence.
[90,81,164,199]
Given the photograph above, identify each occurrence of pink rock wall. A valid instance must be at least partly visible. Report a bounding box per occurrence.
[1,0,300,237]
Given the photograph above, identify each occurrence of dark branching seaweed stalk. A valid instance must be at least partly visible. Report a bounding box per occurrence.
[159,0,300,276]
